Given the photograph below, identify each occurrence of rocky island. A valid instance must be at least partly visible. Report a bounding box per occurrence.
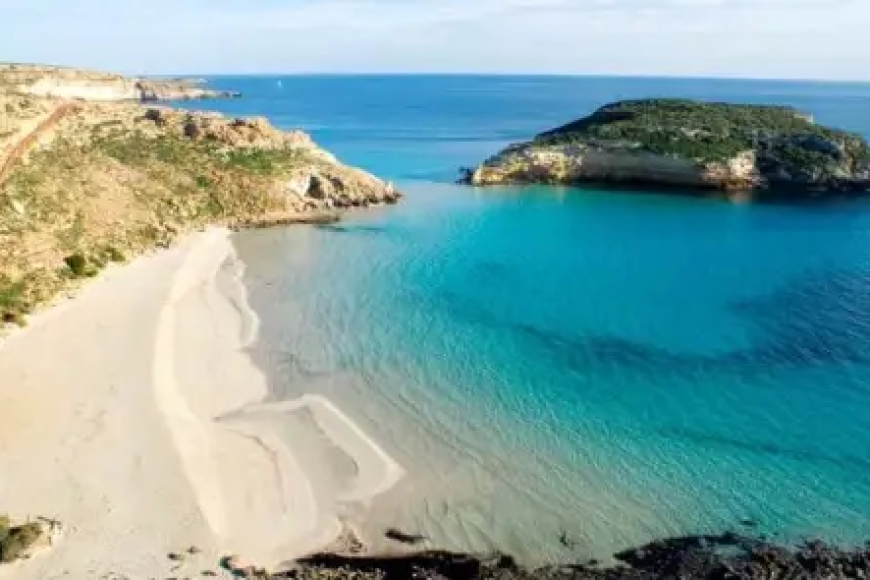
[462,99,870,198]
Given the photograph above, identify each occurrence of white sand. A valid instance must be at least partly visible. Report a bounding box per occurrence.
[0,228,404,579]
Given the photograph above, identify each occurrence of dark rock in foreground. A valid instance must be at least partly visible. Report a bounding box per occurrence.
[284,534,870,580]
[462,99,870,199]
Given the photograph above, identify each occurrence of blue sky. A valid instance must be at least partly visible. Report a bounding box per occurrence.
[1,0,866,80]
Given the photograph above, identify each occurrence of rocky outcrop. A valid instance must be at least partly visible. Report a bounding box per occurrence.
[0,64,239,102]
[466,146,759,190]
[143,108,322,151]
[130,108,400,213]
[287,533,870,580]
[135,80,240,102]
[462,99,870,198]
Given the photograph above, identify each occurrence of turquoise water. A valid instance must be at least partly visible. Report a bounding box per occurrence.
[184,76,870,562]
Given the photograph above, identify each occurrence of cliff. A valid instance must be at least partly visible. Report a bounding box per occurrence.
[0,94,399,325]
[0,64,239,101]
[462,99,870,198]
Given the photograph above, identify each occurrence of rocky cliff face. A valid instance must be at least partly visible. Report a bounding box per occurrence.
[468,146,760,190]
[463,99,870,198]
[0,64,239,102]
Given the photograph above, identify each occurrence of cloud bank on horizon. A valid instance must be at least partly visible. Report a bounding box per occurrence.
[1,0,866,80]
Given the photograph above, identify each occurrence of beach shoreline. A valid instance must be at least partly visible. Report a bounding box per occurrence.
[0,228,404,578]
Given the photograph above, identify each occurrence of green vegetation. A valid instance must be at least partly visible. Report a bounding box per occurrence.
[64,253,96,277]
[93,130,306,178]
[222,148,299,175]
[0,126,318,326]
[0,516,42,563]
[0,276,27,324]
[0,98,398,327]
[535,99,870,165]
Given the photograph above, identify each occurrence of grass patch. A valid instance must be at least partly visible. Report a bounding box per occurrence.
[0,275,27,324]
[222,148,287,175]
[0,517,42,563]
[63,253,99,278]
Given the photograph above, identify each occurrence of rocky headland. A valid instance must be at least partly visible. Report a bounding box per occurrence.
[0,88,398,326]
[461,99,870,199]
[0,68,402,577]
[0,63,240,101]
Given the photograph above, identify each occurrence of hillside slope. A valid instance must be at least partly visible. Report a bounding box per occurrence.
[0,97,398,325]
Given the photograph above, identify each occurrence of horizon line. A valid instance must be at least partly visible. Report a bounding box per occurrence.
[4,62,867,85]
[161,71,870,85]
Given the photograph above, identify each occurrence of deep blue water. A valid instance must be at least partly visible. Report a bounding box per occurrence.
[183,76,870,562]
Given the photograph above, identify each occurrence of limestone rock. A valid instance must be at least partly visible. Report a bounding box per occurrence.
[462,99,870,199]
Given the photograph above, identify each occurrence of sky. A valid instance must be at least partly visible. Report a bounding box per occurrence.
[1,0,867,80]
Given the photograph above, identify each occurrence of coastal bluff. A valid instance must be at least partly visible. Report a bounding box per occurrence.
[0,63,239,101]
[0,89,399,326]
[461,99,870,198]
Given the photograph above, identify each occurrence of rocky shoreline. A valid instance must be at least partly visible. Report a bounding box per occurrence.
[5,514,870,580]
[284,532,870,580]
[140,530,870,579]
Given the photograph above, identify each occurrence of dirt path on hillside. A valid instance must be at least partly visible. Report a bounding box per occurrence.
[0,103,79,187]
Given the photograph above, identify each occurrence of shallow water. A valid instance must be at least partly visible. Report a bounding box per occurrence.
[186,76,870,563]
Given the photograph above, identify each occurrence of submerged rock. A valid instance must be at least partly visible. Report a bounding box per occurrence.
[461,99,870,199]
[384,528,427,545]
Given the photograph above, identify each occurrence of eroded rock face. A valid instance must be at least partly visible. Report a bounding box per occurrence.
[135,80,240,102]
[462,99,870,198]
[469,145,760,189]
[0,64,239,102]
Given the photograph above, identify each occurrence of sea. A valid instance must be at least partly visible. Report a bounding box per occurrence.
[180,75,870,564]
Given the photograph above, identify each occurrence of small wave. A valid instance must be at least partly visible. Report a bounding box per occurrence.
[315,223,390,235]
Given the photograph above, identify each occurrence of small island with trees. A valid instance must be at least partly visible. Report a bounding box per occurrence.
[461,99,870,199]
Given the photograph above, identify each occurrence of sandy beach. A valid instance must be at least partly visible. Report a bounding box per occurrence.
[0,228,404,579]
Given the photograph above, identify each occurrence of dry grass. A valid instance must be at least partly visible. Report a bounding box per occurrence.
[0,103,393,324]
[0,516,43,563]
